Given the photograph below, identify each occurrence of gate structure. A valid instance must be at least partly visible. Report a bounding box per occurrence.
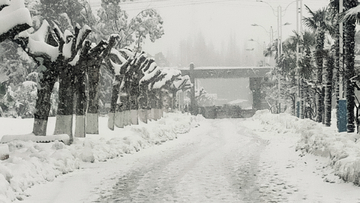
[179,64,273,116]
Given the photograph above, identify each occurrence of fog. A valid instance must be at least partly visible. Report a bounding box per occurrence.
[196,78,252,107]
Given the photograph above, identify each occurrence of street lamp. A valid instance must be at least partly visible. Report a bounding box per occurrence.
[256,0,300,114]
[249,39,266,66]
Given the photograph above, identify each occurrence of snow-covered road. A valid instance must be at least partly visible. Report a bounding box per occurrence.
[19,116,360,203]
[95,119,267,202]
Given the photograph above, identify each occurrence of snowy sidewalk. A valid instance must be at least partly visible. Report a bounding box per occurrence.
[0,113,200,203]
[241,111,360,202]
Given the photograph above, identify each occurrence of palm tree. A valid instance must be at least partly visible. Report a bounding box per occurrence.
[297,31,316,119]
[303,5,329,123]
[328,0,343,130]
[342,0,358,133]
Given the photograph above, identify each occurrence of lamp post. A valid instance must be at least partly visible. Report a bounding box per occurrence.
[250,24,274,46]
[338,0,347,132]
[249,39,266,66]
[256,0,298,114]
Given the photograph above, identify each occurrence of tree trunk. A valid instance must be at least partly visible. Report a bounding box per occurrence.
[149,90,157,120]
[171,89,177,111]
[344,0,357,133]
[334,23,341,131]
[108,75,122,130]
[315,50,324,123]
[129,83,139,125]
[86,64,101,134]
[138,85,148,123]
[33,67,58,136]
[73,66,87,137]
[300,79,304,119]
[324,52,334,127]
[54,65,74,136]
[315,28,325,123]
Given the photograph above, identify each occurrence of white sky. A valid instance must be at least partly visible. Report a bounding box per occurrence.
[90,0,329,54]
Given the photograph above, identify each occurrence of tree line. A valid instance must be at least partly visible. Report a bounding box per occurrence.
[0,0,191,142]
[263,0,360,133]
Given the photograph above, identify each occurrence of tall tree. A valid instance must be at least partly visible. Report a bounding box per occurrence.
[342,0,359,132]
[303,5,329,123]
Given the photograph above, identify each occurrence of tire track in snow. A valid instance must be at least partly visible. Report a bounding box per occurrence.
[95,119,269,203]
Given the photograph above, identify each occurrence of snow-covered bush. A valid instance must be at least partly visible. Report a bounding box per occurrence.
[250,110,360,186]
[0,112,199,202]
[0,79,58,118]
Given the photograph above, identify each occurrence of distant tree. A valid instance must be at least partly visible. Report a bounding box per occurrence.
[154,52,169,67]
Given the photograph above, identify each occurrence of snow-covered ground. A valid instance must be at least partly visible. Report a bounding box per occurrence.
[1,111,360,202]
[0,113,200,203]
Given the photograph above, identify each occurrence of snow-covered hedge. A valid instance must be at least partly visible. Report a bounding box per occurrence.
[0,112,200,203]
[250,110,360,185]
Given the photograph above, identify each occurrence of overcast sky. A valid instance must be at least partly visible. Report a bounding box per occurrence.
[90,0,329,55]
[90,0,329,104]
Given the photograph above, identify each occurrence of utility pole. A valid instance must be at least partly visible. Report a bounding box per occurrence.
[296,0,303,118]
[277,6,282,113]
[338,0,347,132]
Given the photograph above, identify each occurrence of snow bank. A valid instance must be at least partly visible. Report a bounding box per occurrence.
[0,112,200,203]
[249,110,360,186]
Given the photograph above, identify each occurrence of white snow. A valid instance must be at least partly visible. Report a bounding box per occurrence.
[27,21,59,62]
[140,61,160,84]
[1,110,360,202]
[75,25,91,49]
[153,68,181,89]
[62,30,74,59]
[110,48,127,63]
[0,0,31,42]
[0,144,9,160]
[0,0,9,6]
[0,113,200,202]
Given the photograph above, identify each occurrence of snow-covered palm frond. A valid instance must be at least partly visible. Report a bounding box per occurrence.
[342,4,360,23]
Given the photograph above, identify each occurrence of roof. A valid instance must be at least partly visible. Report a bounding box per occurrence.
[179,66,273,78]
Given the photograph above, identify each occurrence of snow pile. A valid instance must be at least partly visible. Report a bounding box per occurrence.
[249,110,360,185]
[0,112,200,203]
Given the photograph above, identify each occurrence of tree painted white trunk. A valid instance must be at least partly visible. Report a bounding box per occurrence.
[139,109,148,123]
[54,115,73,136]
[75,115,86,137]
[155,109,161,120]
[33,118,48,136]
[131,110,139,125]
[151,108,156,121]
[124,110,131,126]
[147,109,152,121]
[114,111,125,128]
[108,112,115,130]
[86,113,99,134]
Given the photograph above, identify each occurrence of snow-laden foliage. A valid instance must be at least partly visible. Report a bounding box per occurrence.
[0,112,200,202]
[0,79,58,118]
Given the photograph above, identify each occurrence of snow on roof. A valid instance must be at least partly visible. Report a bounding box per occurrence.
[0,0,31,36]
[27,20,59,62]
[177,66,274,70]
